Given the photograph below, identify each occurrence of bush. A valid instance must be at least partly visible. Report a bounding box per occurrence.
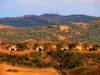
[31,58,40,63]
[7,69,19,72]
[34,43,40,47]
[17,43,28,50]
[62,71,67,75]
[27,62,33,66]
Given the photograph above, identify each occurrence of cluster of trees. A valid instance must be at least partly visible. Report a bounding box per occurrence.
[0,52,52,68]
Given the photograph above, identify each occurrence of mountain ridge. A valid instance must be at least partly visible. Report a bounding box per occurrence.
[0,14,96,27]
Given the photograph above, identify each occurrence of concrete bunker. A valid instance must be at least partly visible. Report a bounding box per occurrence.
[36,45,44,51]
[86,47,93,51]
[58,42,69,51]
[8,45,17,51]
[61,47,69,51]
[86,44,93,51]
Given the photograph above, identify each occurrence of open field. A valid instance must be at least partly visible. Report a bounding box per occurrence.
[0,63,60,75]
[0,24,15,29]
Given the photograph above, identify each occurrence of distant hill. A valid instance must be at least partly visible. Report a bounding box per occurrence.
[41,14,96,24]
[0,15,57,27]
[0,14,96,27]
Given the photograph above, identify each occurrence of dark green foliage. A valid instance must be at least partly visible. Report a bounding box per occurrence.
[0,14,95,27]
[57,42,64,48]
[61,71,67,75]
[17,43,28,50]
[29,52,42,58]
[0,54,4,58]
[47,51,83,69]
[0,15,57,27]
[27,62,33,66]
[36,62,52,68]
[34,43,40,47]
[81,69,100,75]
[31,58,40,63]
[7,69,19,72]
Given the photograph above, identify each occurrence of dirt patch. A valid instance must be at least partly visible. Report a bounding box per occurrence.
[0,63,60,75]
[0,39,2,42]
[0,24,15,29]
[57,35,66,40]
[60,25,70,32]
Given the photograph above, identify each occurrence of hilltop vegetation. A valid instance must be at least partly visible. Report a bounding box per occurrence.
[0,14,96,27]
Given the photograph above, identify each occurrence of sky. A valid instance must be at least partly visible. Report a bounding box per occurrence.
[0,0,100,18]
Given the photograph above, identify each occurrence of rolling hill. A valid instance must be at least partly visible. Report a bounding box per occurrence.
[0,14,96,27]
[0,17,100,43]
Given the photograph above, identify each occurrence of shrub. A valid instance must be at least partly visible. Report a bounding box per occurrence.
[0,55,4,58]
[17,43,28,50]
[7,69,19,72]
[1,42,6,45]
[31,58,40,63]
[34,43,40,47]
[62,71,67,75]
[27,62,33,66]
[29,52,42,58]
[44,43,48,51]
[36,63,43,68]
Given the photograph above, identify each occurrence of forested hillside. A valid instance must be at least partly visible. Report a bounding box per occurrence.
[0,14,96,27]
[41,14,96,24]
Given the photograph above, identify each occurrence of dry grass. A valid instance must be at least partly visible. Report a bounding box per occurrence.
[60,25,70,32]
[0,24,15,29]
[0,63,60,75]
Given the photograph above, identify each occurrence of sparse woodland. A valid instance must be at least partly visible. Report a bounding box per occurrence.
[0,17,100,43]
[0,50,100,75]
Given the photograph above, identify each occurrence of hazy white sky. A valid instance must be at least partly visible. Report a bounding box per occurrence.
[0,0,100,17]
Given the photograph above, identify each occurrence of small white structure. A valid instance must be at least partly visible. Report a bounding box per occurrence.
[61,47,69,51]
[60,43,69,51]
[86,46,93,51]
[8,45,17,51]
[36,45,44,51]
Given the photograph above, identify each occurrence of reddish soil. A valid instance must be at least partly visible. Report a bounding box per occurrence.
[0,63,60,75]
[0,40,2,42]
